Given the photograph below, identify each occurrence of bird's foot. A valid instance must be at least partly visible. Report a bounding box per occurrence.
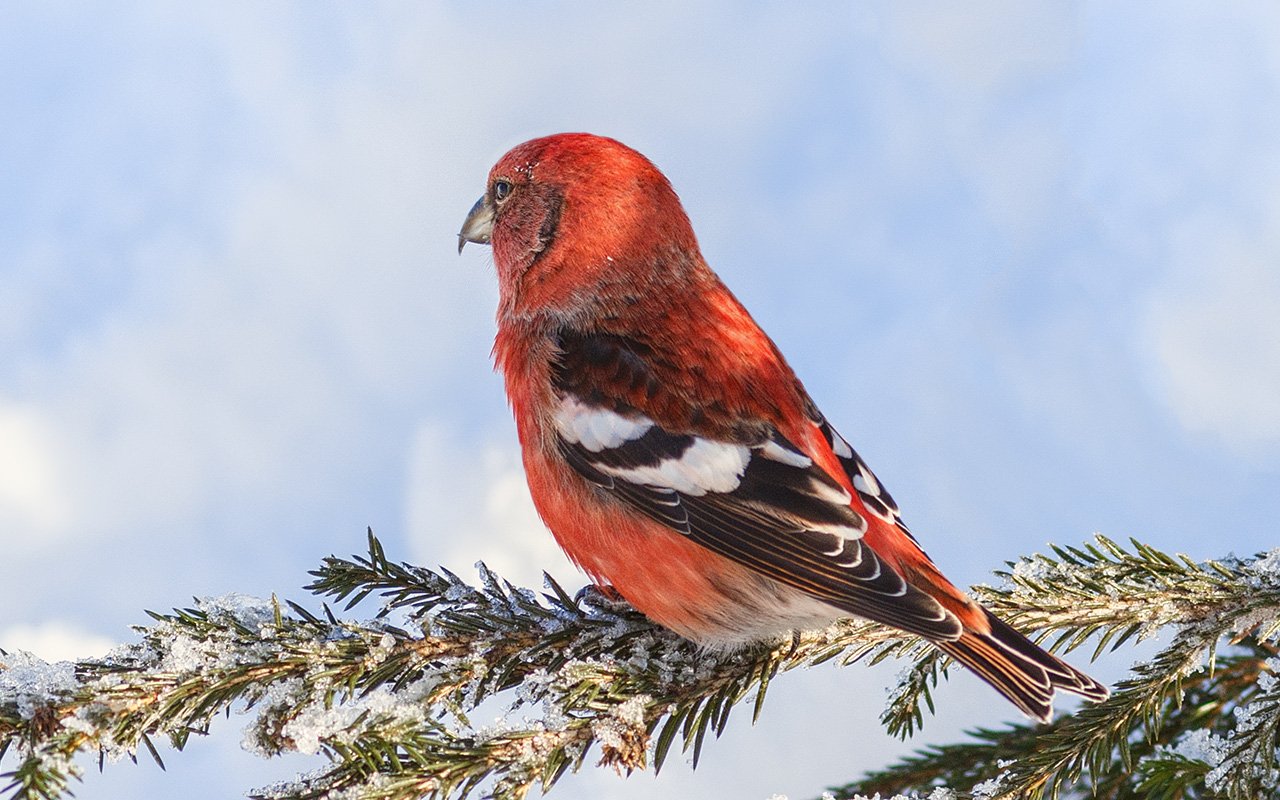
[574,583,629,609]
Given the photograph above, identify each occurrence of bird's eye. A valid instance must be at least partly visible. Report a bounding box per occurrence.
[492,179,513,203]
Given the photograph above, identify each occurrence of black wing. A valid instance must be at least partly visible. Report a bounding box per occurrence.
[809,408,928,552]
[551,331,960,641]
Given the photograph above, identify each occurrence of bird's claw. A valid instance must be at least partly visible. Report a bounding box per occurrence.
[574,583,628,609]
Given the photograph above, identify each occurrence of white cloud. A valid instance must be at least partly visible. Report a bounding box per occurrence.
[0,620,116,661]
[0,403,72,545]
[0,1,848,557]
[881,1,1075,97]
[404,423,576,590]
[1,6,498,550]
[1143,218,1280,452]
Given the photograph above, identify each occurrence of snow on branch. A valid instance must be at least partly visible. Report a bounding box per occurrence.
[2,533,1280,800]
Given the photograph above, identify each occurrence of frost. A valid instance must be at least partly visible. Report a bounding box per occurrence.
[0,650,79,719]
[1259,657,1280,692]
[58,711,96,736]
[591,693,652,752]
[839,789,954,800]
[156,594,279,675]
[1010,555,1068,584]
[55,704,133,763]
[516,667,552,703]
[1144,715,1234,773]
[886,665,919,705]
[1224,604,1280,641]
[241,678,307,757]
[971,771,1009,799]
[1247,548,1280,584]
[506,724,574,771]
[1145,728,1236,794]
[199,592,277,629]
[611,693,649,726]
[1198,655,1280,792]
[443,579,473,603]
[280,678,433,756]
[253,766,378,800]
[460,649,493,708]
[361,631,397,668]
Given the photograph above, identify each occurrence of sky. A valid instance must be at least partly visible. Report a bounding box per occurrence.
[2,2,1280,798]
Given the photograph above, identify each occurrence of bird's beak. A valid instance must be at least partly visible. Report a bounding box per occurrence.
[457,194,495,254]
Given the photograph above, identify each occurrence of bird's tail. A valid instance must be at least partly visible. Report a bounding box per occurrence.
[934,607,1109,723]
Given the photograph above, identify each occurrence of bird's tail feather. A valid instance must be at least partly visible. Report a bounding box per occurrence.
[934,608,1109,723]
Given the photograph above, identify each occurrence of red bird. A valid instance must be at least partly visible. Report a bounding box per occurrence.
[458,133,1108,721]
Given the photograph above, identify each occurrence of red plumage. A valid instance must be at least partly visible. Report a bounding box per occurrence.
[459,132,1108,722]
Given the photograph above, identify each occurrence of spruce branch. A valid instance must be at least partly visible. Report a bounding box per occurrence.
[0,530,903,800]
[3,533,1280,800]
[829,539,1280,800]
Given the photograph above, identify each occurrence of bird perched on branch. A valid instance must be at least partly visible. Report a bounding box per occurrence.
[458,132,1108,721]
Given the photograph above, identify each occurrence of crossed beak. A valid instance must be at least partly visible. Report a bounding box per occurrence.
[457,194,495,254]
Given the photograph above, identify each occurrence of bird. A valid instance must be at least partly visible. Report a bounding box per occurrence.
[457,132,1108,722]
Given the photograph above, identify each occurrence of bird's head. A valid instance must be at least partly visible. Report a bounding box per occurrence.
[459,133,702,321]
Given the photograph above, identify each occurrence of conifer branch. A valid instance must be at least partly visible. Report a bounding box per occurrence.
[831,538,1280,800]
[0,530,901,800]
[2,533,1279,800]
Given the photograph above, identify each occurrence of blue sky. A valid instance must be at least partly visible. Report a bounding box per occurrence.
[3,3,1280,798]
